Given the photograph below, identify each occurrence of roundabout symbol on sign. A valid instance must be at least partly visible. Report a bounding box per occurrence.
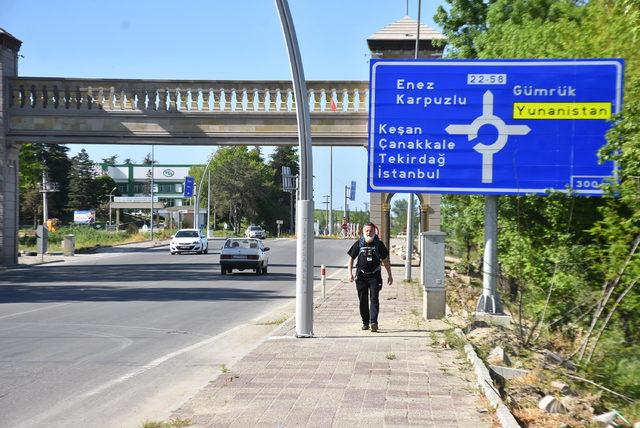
[445,90,531,183]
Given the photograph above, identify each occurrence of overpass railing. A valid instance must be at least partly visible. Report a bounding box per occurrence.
[9,78,369,114]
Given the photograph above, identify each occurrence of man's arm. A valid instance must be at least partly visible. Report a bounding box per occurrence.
[347,256,355,282]
[382,257,393,285]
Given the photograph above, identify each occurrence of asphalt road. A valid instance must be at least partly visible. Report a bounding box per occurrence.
[0,237,350,428]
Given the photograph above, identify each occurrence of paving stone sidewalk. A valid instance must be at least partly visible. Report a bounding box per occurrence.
[173,263,491,427]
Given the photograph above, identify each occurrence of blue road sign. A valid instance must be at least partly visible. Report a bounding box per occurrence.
[368,59,624,195]
[349,180,356,201]
[184,176,195,197]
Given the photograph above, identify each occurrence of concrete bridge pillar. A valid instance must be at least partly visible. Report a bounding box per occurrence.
[0,30,22,268]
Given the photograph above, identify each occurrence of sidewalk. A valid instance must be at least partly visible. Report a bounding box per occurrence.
[172,260,491,427]
[15,239,170,266]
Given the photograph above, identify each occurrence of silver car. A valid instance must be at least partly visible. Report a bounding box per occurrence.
[170,229,209,255]
[245,225,266,239]
[220,238,269,275]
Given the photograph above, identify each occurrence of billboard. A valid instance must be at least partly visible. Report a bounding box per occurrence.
[74,210,96,224]
[368,59,624,195]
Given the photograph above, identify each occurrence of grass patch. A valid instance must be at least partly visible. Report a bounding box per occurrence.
[19,226,175,253]
[443,329,467,353]
[257,315,289,326]
[220,364,230,374]
[140,417,191,428]
[386,352,397,360]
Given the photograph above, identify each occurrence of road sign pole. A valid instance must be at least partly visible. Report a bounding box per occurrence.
[344,185,348,221]
[405,194,414,281]
[194,184,198,230]
[404,0,421,282]
[476,194,504,314]
[276,0,314,338]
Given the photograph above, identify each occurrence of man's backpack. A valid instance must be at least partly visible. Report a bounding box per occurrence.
[357,236,382,274]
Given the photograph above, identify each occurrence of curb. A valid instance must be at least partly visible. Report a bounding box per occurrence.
[16,240,172,267]
[455,328,521,428]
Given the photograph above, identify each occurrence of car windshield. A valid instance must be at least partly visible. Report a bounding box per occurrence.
[175,230,199,238]
[249,226,261,231]
[225,239,259,249]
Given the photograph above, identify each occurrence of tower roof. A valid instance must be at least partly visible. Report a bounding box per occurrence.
[367,16,445,43]
[367,16,445,56]
[0,28,22,51]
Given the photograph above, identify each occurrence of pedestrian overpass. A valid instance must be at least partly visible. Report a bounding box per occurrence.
[0,23,443,267]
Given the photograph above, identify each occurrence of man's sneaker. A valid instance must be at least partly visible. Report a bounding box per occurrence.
[361,324,369,330]
[370,323,378,332]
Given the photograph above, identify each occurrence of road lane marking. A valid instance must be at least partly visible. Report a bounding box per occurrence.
[0,303,71,320]
[14,321,260,428]
[78,322,249,400]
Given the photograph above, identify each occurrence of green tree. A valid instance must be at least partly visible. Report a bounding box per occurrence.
[67,149,97,210]
[142,153,157,165]
[436,0,640,409]
[193,146,274,233]
[389,197,419,237]
[19,143,71,225]
[434,0,496,58]
[101,155,118,165]
[93,175,119,221]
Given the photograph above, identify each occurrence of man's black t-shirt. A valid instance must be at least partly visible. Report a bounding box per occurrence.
[348,237,389,274]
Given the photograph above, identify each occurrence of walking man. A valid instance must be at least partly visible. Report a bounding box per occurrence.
[347,222,393,332]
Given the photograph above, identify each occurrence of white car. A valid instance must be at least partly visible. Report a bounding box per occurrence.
[245,225,266,239]
[219,238,270,275]
[170,229,209,255]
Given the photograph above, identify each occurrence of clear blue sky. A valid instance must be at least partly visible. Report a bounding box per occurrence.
[3,0,445,211]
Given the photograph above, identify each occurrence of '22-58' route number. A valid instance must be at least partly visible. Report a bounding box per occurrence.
[467,73,507,85]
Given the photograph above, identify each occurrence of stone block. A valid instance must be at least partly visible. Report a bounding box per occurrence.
[538,395,567,414]
[487,346,511,366]
[489,365,530,380]
[473,312,512,327]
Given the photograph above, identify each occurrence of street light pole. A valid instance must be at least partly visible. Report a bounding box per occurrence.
[150,144,155,241]
[276,0,315,338]
[108,186,117,228]
[207,170,211,238]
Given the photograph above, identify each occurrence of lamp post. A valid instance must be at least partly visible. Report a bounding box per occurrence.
[276,0,315,337]
[108,186,117,228]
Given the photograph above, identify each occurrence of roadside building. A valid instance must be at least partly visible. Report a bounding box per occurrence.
[101,163,207,229]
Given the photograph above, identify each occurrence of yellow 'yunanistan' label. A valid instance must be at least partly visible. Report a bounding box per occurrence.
[513,102,612,120]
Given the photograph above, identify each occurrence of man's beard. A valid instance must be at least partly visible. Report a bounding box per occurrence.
[364,235,374,243]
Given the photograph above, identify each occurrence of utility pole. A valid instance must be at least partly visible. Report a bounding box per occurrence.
[42,172,48,225]
[329,146,333,235]
[321,195,330,234]
[39,171,59,227]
